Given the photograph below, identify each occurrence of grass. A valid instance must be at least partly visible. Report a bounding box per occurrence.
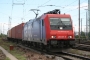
[0,38,27,60]
[9,49,26,60]
[5,57,10,60]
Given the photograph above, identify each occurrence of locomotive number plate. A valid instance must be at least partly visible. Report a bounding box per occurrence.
[58,36,66,38]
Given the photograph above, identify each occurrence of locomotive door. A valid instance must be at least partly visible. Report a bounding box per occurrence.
[40,20,43,41]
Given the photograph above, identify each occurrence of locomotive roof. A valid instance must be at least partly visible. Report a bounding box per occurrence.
[34,13,71,21]
[25,9,71,24]
[30,9,71,20]
[46,14,71,18]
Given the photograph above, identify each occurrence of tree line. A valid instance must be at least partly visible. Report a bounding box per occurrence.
[75,31,90,40]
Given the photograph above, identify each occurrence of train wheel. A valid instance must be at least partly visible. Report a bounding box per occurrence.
[45,44,51,52]
[41,44,44,51]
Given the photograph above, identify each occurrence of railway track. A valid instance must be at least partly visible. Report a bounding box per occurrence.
[16,44,90,60]
[60,51,90,60]
[7,38,90,60]
[46,50,90,60]
[74,43,90,51]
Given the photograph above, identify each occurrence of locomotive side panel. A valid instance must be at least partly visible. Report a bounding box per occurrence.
[44,16,51,41]
[28,22,33,41]
[41,19,47,45]
[32,20,41,42]
[24,19,46,43]
[23,20,33,41]
[23,23,28,41]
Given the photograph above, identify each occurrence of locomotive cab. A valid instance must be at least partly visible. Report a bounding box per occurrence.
[50,17,74,46]
[44,9,75,48]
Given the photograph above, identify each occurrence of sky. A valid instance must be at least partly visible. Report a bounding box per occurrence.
[0,0,88,34]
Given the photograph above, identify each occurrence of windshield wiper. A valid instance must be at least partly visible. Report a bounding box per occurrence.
[57,19,67,28]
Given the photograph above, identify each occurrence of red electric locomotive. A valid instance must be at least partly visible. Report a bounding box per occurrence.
[23,9,75,51]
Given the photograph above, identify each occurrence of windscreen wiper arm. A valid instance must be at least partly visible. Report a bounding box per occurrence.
[57,19,67,28]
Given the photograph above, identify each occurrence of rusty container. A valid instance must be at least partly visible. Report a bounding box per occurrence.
[7,30,9,37]
[9,45,14,50]
[9,30,11,38]
[15,23,25,39]
[11,27,16,39]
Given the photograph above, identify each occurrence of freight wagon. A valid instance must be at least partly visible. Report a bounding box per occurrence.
[7,23,24,43]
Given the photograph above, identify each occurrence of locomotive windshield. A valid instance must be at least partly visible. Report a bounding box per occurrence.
[49,18,72,30]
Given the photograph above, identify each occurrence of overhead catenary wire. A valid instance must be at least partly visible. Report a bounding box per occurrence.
[72,11,86,17]
[0,12,9,17]
[63,0,87,13]
[64,0,87,8]
[26,0,86,18]
[16,0,24,2]
[0,0,80,16]
[22,0,25,22]
[65,7,78,13]
[39,0,51,7]
[0,0,87,19]
[9,0,25,29]
[9,0,14,30]
[80,0,87,4]
[38,0,78,10]
[0,3,40,6]
[65,5,87,13]
[64,0,78,7]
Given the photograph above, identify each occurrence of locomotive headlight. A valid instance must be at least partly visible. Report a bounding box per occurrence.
[68,36,72,38]
[51,36,56,38]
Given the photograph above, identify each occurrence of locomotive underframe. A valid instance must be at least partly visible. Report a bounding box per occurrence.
[47,39,75,48]
[7,37,75,52]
